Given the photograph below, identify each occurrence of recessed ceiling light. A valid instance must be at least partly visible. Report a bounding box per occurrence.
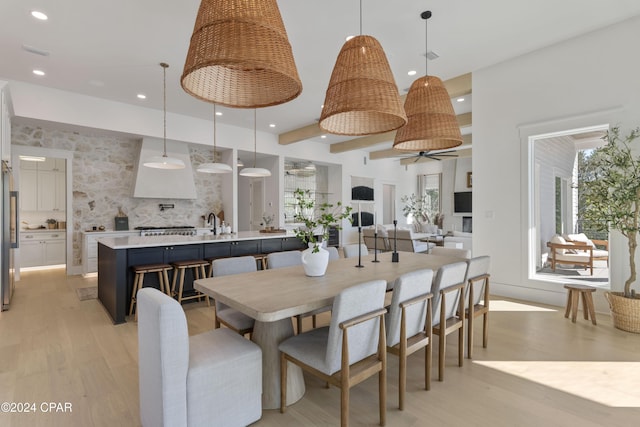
[456,97,465,102]
[321,135,327,139]
[215,111,222,116]
[408,70,417,76]
[269,124,276,128]
[137,94,146,99]
[32,69,45,76]
[30,10,48,20]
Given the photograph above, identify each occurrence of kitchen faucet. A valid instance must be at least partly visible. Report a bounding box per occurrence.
[207,212,217,235]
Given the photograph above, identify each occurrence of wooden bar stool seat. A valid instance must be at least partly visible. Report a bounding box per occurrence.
[171,259,211,306]
[564,284,597,325]
[129,263,173,319]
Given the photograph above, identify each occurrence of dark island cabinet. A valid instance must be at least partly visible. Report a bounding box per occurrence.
[231,240,261,257]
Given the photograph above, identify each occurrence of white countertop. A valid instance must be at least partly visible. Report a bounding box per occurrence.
[97,230,298,249]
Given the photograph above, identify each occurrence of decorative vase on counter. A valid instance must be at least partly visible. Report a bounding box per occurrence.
[301,244,329,277]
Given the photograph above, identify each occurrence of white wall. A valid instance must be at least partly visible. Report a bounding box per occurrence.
[473,16,640,307]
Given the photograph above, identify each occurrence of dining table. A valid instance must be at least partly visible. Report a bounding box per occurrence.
[194,250,464,409]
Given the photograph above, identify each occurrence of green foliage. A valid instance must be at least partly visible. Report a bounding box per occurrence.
[401,193,431,224]
[580,126,640,297]
[293,189,353,253]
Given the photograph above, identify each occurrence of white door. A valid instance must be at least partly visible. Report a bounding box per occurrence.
[382,184,396,224]
[250,180,264,231]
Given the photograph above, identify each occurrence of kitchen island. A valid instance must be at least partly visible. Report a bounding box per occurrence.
[97,231,305,324]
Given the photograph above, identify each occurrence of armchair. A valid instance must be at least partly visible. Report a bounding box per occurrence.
[546,234,608,276]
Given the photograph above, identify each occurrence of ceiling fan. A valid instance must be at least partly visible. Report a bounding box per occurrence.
[400,149,458,162]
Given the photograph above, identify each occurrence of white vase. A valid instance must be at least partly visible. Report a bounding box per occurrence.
[301,244,329,277]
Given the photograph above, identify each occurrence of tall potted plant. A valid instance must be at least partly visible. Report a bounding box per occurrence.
[401,193,430,232]
[293,188,352,276]
[581,126,640,332]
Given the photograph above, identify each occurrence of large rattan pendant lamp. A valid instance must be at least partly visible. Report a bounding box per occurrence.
[239,109,271,177]
[181,0,302,108]
[197,105,232,173]
[393,11,463,152]
[319,0,407,136]
[144,63,185,170]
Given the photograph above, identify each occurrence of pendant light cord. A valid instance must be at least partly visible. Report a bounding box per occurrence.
[253,109,257,168]
[213,104,217,157]
[161,62,169,158]
[359,0,362,35]
[422,11,432,76]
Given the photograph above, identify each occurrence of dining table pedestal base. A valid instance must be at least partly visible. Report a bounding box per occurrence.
[252,318,306,409]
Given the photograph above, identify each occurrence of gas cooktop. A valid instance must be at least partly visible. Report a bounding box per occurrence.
[135,226,196,236]
[134,226,195,230]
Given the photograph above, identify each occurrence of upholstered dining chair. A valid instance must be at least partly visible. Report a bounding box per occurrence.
[430,246,471,259]
[279,279,388,427]
[342,243,369,259]
[431,261,468,381]
[266,250,302,269]
[211,256,257,337]
[137,288,262,427]
[463,256,491,359]
[386,269,434,410]
[327,246,340,261]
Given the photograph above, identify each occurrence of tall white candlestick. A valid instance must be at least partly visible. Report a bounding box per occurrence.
[358,203,362,227]
[374,210,377,225]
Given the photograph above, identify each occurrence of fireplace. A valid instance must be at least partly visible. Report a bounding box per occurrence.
[462,216,472,233]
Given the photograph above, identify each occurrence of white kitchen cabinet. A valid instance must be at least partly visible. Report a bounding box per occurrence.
[82,230,139,275]
[19,159,66,212]
[20,231,66,267]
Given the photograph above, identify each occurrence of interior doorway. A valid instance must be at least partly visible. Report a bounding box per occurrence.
[250,180,264,231]
[382,184,396,224]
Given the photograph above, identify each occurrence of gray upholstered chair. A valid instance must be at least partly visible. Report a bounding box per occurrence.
[431,261,468,381]
[266,250,302,269]
[137,288,262,427]
[279,280,388,427]
[211,256,257,336]
[430,246,471,259]
[386,269,434,410]
[342,243,369,259]
[327,246,340,261]
[464,256,491,359]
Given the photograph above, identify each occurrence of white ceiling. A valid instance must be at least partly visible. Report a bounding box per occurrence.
[1,0,639,140]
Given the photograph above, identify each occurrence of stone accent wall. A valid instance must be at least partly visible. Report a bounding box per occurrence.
[12,124,224,268]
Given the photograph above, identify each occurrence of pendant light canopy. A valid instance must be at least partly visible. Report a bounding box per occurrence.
[144,63,185,170]
[319,1,406,136]
[197,105,232,173]
[181,0,302,108]
[240,110,271,177]
[393,11,462,152]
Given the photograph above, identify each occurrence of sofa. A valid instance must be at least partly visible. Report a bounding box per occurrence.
[444,231,472,253]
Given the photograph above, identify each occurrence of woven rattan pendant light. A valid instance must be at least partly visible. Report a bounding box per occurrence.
[181,0,302,108]
[319,1,406,136]
[144,63,185,170]
[198,105,232,173]
[393,11,463,152]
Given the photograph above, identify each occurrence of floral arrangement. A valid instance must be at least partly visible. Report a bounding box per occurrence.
[401,193,430,225]
[262,213,274,227]
[293,188,352,253]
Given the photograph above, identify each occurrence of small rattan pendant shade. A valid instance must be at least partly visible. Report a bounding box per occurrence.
[319,35,407,136]
[393,75,463,151]
[181,0,302,108]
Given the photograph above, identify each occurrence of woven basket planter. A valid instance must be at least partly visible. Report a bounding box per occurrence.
[605,291,640,333]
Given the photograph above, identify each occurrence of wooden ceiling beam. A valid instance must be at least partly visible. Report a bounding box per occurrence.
[278,72,472,146]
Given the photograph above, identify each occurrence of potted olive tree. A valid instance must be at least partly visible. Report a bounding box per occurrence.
[293,188,352,276]
[581,126,640,332]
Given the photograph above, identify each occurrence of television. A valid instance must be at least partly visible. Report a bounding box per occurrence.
[454,191,472,213]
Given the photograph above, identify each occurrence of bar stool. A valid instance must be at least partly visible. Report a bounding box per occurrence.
[564,283,597,325]
[171,259,211,306]
[129,263,173,319]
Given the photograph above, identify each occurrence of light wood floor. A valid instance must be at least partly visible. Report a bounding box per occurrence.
[1,269,638,426]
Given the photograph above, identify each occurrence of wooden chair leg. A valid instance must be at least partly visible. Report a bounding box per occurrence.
[129,272,142,316]
[162,269,171,296]
[425,339,432,391]
[379,359,386,426]
[458,324,464,367]
[296,315,303,334]
[467,312,474,359]
[570,290,579,323]
[483,311,489,348]
[280,353,287,413]
[564,290,572,319]
[341,387,349,427]
[177,269,186,304]
[399,350,406,410]
[585,292,597,325]
[439,332,445,382]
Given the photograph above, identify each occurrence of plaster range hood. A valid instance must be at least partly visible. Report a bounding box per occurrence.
[132,138,197,199]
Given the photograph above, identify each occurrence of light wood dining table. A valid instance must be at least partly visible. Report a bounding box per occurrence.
[194,250,464,409]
